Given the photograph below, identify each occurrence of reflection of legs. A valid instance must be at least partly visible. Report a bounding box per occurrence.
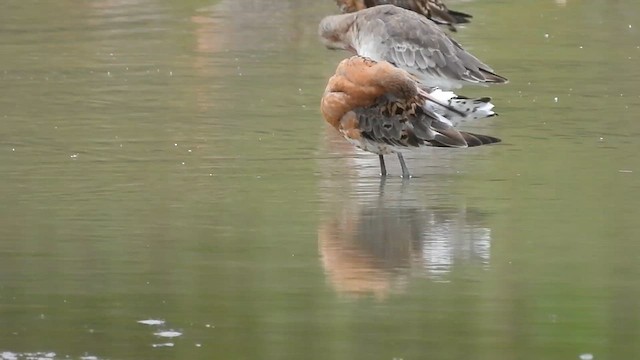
[379,154,387,177]
[378,174,387,195]
[397,153,411,178]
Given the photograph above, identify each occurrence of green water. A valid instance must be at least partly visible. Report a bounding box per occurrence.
[1,0,639,359]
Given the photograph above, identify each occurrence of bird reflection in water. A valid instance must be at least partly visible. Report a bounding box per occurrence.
[318,179,492,299]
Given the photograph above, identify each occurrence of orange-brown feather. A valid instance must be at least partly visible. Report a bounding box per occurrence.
[339,111,362,141]
[336,0,367,12]
[321,56,420,136]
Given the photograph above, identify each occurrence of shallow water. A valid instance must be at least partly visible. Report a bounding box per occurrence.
[1,0,639,359]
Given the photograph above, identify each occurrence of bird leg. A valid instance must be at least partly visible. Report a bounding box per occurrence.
[397,153,411,178]
[379,154,387,177]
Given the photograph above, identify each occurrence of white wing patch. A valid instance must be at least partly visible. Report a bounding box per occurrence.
[424,88,496,126]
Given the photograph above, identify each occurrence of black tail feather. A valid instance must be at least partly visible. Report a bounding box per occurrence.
[461,132,501,147]
[429,131,501,148]
[479,69,509,84]
[448,9,473,24]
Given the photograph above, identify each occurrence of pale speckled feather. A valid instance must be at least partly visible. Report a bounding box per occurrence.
[425,88,496,126]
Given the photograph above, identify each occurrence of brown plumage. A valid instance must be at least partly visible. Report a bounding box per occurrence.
[321,56,501,177]
[335,0,472,32]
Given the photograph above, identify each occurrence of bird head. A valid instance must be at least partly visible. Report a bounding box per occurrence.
[318,14,357,53]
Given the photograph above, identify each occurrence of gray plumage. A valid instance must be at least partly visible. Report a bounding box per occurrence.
[319,5,508,90]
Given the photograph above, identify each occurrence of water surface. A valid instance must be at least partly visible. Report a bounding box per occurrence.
[1,0,640,359]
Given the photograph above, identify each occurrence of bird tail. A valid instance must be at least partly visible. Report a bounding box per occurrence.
[459,131,501,147]
[480,68,509,84]
[422,88,496,126]
[429,131,500,147]
[447,9,473,24]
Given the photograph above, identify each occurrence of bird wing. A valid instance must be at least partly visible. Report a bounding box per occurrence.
[347,98,469,148]
[358,6,505,86]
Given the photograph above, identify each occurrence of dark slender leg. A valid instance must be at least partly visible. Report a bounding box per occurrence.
[378,154,387,177]
[397,153,411,178]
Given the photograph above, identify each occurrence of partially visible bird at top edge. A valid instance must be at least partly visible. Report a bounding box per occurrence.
[335,0,473,32]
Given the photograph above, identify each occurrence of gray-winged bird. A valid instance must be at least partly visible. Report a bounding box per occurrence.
[319,5,508,90]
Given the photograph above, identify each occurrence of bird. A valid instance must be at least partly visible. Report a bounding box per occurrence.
[320,56,501,178]
[318,4,508,90]
[334,0,472,32]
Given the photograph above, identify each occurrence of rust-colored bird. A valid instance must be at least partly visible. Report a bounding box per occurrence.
[319,5,508,90]
[321,56,501,178]
[335,0,472,32]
